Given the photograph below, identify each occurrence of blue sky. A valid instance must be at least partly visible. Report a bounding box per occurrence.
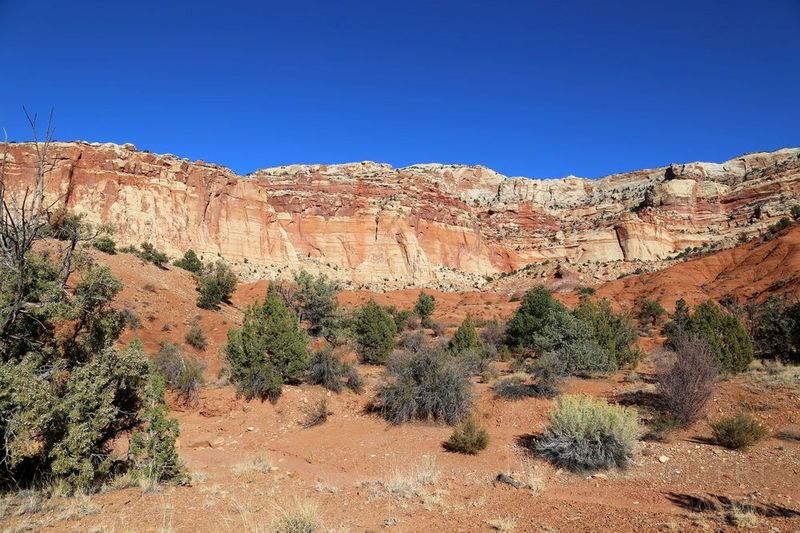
[1,0,798,178]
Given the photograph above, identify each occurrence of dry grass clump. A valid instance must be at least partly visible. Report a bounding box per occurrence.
[726,505,758,529]
[231,454,273,482]
[384,455,441,499]
[57,493,101,521]
[270,499,320,533]
[487,517,517,531]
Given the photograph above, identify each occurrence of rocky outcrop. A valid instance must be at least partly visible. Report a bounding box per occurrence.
[2,141,798,289]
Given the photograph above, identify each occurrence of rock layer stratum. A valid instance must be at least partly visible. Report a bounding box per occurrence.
[2,142,798,288]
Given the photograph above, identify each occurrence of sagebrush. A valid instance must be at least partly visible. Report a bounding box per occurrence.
[536,395,639,472]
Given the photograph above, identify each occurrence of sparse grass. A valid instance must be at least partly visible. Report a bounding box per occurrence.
[57,493,100,521]
[0,494,11,519]
[103,470,140,492]
[231,453,273,483]
[645,412,683,442]
[710,414,767,449]
[487,517,517,531]
[385,455,441,499]
[747,360,800,389]
[726,505,758,529]
[270,499,320,533]
[777,426,800,442]
[314,480,338,493]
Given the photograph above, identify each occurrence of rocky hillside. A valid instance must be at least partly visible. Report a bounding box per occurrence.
[2,142,798,289]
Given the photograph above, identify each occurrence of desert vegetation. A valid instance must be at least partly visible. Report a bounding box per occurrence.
[535,395,640,473]
[225,284,309,401]
[0,115,184,496]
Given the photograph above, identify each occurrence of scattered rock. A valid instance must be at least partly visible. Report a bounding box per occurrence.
[658,455,670,463]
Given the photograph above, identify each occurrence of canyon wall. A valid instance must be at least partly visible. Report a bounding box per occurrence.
[1,141,798,288]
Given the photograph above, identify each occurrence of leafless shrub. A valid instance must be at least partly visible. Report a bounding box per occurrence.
[655,332,718,426]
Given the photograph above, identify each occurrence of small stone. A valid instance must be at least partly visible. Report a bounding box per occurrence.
[658,455,670,463]
[246,426,255,432]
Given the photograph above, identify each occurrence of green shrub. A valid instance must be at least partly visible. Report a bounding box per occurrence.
[637,299,665,326]
[764,217,793,240]
[92,235,117,254]
[444,416,489,454]
[664,300,753,373]
[414,291,436,326]
[448,314,484,356]
[353,300,397,364]
[529,353,563,398]
[535,395,639,473]
[291,270,340,337]
[751,296,800,364]
[154,341,185,386]
[344,364,365,394]
[491,375,537,400]
[504,287,566,351]
[376,346,472,425]
[225,284,309,401]
[185,323,207,350]
[398,330,426,353]
[791,205,800,221]
[307,347,363,394]
[710,414,767,449]
[138,242,169,267]
[129,369,188,484]
[175,357,205,405]
[197,260,238,310]
[573,297,641,368]
[532,311,614,375]
[173,249,203,274]
[390,308,414,332]
[0,126,182,491]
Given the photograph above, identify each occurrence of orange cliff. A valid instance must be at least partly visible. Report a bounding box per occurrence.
[2,141,798,289]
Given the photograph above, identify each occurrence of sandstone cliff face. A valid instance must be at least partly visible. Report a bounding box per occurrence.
[2,142,798,288]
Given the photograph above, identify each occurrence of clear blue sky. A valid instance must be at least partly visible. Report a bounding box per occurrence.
[1,0,798,178]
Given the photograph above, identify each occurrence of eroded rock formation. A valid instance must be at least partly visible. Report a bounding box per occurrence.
[2,141,798,288]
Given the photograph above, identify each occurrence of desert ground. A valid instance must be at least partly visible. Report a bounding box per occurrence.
[0,227,798,533]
